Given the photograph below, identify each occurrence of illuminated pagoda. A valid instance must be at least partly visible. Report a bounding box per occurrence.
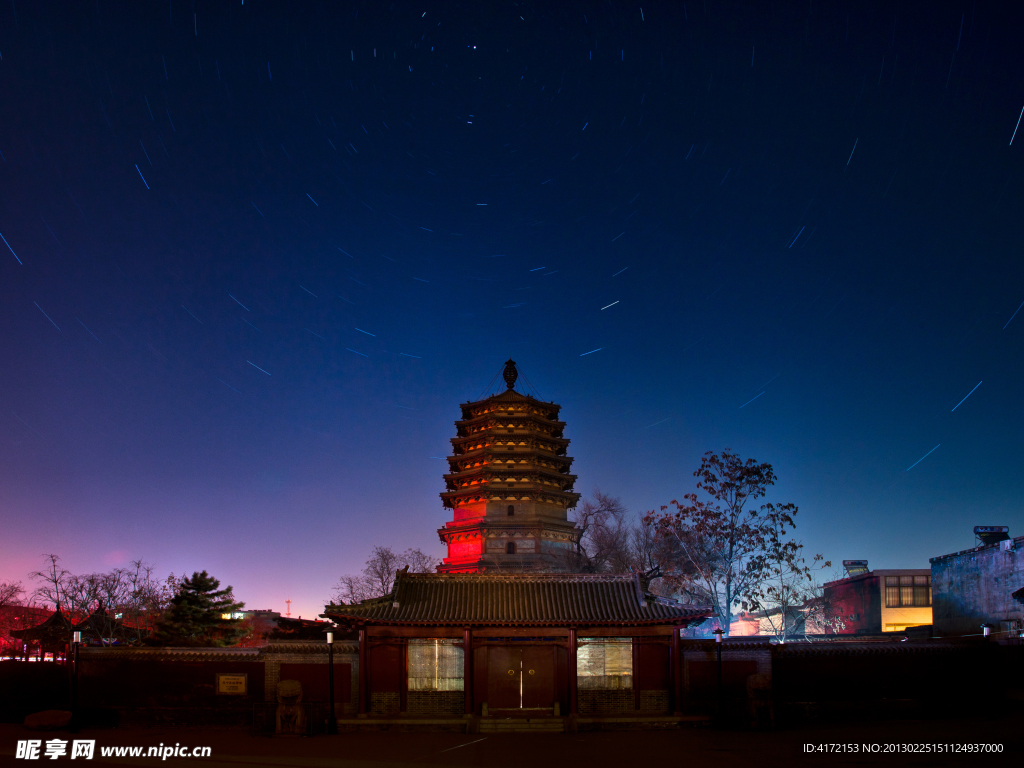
[437,360,581,573]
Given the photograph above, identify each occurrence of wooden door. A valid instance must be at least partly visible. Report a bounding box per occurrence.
[487,646,522,709]
[521,646,554,709]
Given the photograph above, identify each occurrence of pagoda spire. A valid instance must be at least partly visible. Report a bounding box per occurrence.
[502,359,518,390]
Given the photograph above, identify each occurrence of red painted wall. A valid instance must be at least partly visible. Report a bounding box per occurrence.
[368,643,402,693]
[636,642,670,690]
[278,663,351,703]
[823,575,881,634]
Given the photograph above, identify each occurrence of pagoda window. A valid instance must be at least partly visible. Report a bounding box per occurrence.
[507,505,514,516]
[506,541,516,554]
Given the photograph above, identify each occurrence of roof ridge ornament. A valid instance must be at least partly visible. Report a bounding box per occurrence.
[503,359,518,390]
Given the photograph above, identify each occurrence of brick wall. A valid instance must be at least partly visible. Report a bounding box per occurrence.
[263,642,358,710]
[370,691,400,714]
[578,688,633,714]
[407,690,463,716]
[638,689,669,713]
[682,643,772,701]
[77,650,265,708]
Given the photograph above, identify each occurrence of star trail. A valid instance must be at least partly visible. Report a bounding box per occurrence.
[1,2,1023,618]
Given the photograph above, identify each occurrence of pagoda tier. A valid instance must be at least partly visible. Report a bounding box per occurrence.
[437,360,581,574]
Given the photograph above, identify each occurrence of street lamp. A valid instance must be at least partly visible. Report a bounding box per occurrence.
[712,628,724,710]
[71,631,82,715]
[326,631,338,734]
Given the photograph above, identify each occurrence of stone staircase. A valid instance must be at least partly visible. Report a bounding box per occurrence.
[479,717,565,733]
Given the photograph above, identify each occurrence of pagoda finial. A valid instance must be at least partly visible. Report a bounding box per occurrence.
[503,359,518,390]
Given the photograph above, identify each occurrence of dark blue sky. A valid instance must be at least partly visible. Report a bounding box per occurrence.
[2,1,1022,619]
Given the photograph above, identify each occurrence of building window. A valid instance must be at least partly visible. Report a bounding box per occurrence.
[885,575,931,607]
[506,542,516,554]
[407,639,464,691]
[577,638,633,690]
[507,505,514,516]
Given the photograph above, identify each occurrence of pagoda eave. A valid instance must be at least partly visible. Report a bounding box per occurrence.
[440,490,581,508]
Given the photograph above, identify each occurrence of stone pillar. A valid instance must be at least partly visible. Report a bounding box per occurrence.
[568,627,578,715]
[463,627,473,715]
[357,627,367,716]
[671,625,681,713]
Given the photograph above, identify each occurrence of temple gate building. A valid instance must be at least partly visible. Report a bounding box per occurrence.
[322,571,712,720]
[321,361,715,726]
[437,360,581,573]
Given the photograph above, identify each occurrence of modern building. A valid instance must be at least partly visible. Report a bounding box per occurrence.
[437,360,581,573]
[821,562,932,635]
[930,528,1024,638]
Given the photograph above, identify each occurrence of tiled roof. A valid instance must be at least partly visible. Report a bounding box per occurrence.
[463,389,561,412]
[9,610,75,645]
[264,641,359,655]
[79,646,262,661]
[772,639,978,657]
[322,572,713,626]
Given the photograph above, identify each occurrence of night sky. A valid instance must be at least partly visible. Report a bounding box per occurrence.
[3,2,1023,620]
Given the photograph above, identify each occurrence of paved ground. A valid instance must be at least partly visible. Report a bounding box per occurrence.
[1,713,1021,768]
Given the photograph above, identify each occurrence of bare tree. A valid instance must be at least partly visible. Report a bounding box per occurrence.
[28,555,176,645]
[119,561,177,643]
[0,580,23,610]
[333,574,370,605]
[625,515,664,575]
[743,510,831,642]
[29,555,71,611]
[799,573,852,637]
[332,546,440,604]
[361,546,404,597]
[555,490,670,578]
[563,490,630,572]
[400,548,440,575]
[0,580,29,656]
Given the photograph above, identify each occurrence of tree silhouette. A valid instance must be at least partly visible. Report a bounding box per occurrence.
[151,571,245,647]
[647,450,827,636]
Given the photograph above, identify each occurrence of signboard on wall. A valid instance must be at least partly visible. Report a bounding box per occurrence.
[216,673,248,695]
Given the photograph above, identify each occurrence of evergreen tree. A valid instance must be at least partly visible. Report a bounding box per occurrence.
[150,571,245,647]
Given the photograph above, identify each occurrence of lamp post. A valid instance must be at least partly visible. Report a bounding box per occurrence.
[71,631,82,715]
[713,628,724,685]
[712,628,724,716]
[326,631,338,734]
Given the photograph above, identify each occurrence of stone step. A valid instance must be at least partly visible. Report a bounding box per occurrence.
[480,718,564,733]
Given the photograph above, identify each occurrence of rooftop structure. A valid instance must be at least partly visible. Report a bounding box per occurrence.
[930,530,1024,638]
[325,572,709,627]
